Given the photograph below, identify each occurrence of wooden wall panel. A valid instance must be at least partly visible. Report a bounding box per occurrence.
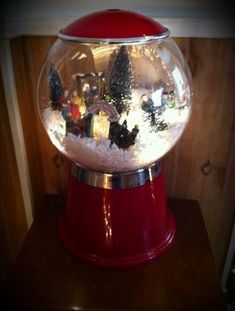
[10,36,235,275]
[164,38,235,274]
[10,37,71,205]
[0,66,28,286]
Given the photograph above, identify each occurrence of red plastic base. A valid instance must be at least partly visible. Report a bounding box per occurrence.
[59,172,175,267]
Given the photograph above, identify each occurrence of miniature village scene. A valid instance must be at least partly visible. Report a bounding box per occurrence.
[42,44,191,172]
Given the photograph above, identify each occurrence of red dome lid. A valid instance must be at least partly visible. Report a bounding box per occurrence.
[59,9,169,43]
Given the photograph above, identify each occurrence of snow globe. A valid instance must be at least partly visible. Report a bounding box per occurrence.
[37,9,192,267]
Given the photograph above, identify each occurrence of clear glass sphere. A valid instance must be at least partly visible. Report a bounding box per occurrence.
[37,38,192,172]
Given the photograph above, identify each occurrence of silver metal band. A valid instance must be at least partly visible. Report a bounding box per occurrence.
[71,162,161,190]
[58,30,170,44]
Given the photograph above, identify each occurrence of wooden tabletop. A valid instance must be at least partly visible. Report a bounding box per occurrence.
[1,196,226,310]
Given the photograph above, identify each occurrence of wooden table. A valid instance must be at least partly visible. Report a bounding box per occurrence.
[1,196,226,310]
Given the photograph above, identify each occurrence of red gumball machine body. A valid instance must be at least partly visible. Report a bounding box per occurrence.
[37,9,192,267]
[59,164,175,267]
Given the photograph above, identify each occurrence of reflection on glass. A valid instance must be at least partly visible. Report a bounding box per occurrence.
[38,39,192,172]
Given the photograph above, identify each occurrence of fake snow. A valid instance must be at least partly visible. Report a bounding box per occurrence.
[42,97,190,172]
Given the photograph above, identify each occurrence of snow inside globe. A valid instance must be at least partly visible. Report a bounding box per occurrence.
[37,11,192,173]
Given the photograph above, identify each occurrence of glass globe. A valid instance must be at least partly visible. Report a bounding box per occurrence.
[37,37,192,172]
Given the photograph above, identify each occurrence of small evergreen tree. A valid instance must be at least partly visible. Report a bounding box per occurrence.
[109,46,133,114]
[145,112,168,132]
[141,97,168,132]
[49,63,63,110]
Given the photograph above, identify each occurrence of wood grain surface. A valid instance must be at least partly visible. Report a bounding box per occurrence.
[1,196,226,311]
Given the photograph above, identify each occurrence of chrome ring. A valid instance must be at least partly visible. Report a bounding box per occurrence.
[71,162,161,189]
[58,30,170,44]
